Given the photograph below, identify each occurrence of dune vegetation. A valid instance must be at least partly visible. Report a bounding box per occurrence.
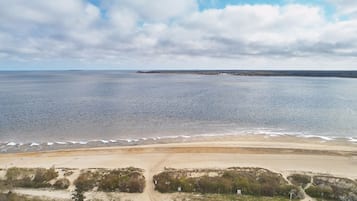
[153,167,303,199]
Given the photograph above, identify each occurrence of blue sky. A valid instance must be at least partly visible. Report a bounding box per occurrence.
[198,0,320,8]
[0,0,357,70]
[198,0,337,21]
[90,0,329,10]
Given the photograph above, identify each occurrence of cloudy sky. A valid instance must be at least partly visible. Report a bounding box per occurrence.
[0,0,357,70]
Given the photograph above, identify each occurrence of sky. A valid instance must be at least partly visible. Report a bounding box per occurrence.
[0,0,357,70]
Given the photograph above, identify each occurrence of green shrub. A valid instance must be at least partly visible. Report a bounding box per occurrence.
[74,171,99,191]
[98,170,145,193]
[287,174,311,187]
[31,168,58,188]
[232,176,257,195]
[277,185,300,197]
[75,168,145,193]
[5,167,58,188]
[5,168,34,183]
[305,185,334,199]
[306,175,357,201]
[172,193,292,201]
[72,187,85,201]
[127,176,146,193]
[153,168,301,199]
[53,178,70,189]
[197,176,232,194]
[0,192,49,201]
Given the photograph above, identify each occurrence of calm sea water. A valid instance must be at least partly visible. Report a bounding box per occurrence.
[1,71,357,144]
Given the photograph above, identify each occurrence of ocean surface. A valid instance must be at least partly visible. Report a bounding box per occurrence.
[1,71,357,151]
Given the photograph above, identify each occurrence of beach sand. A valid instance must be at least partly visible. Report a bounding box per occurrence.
[1,136,357,201]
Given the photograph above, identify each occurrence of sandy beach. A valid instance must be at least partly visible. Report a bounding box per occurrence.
[0,136,357,201]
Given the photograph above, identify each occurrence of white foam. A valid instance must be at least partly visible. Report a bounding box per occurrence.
[348,137,357,142]
[188,131,337,142]
[196,133,224,137]
[20,131,349,151]
[298,134,334,141]
[320,136,334,141]
[100,140,109,144]
[157,135,192,139]
[69,141,87,145]
[161,136,177,139]
[6,142,16,146]
[181,135,191,138]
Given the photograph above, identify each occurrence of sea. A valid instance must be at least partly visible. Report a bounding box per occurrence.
[1,70,357,152]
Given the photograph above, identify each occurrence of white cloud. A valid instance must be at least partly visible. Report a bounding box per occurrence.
[104,0,198,22]
[182,4,324,44]
[0,0,357,69]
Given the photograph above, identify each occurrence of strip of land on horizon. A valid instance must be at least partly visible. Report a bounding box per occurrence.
[138,70,357,78]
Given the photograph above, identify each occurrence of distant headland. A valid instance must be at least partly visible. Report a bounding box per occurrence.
[138,70,357,78]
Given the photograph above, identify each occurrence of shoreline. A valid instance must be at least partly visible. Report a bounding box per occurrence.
[1,133,357,153]
[1,136,357,175]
